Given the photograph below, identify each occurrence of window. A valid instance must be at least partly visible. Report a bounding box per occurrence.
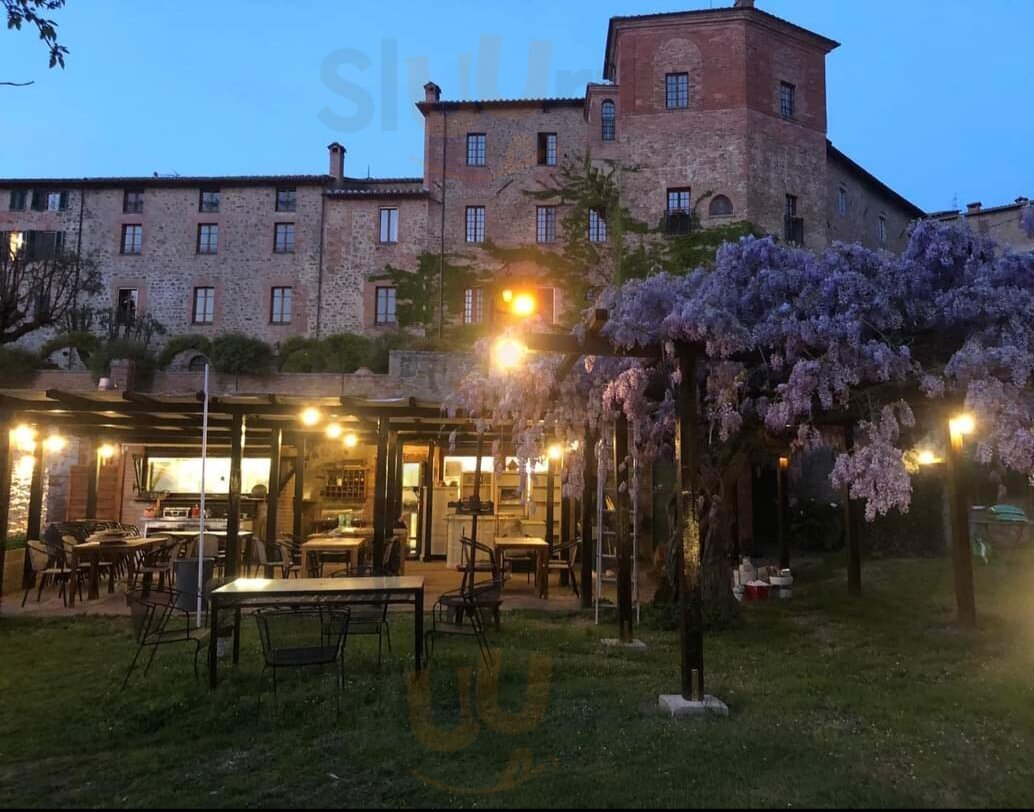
[192,287,215,324]
[708,195,734,217]
[666,187,693,235]
[374,287,397,325]
[31,190,68,211]
[588,208,608,243]
[537,133,558,166]
[123,190,144,214]
[378,207,399,243]
[120,224,143,255]
[463,288,485,324]
[270,286,293,324]
[537,287,556,325]
[116,288,138,325]
[784,194,804,245]
[536,206,557,244]
[838,186,848,216]
[274,222,296,253]
[601,100,616,141]
[667,187,692,214]
[197,224,218,254]
[465,206,485,243]
[25,230,65,260]
[466,133,486,167]
[665,73,689,109]
[879,214,888,243]
[780,81,796,118]
[8,190,27,211]
[199,188,220,212]
[276,187,297,212]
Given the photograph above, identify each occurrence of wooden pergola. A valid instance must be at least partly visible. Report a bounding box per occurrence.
[0,389,511,600]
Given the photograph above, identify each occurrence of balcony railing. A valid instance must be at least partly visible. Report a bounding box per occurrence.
[664,209,694,236]
[784,215,805,247]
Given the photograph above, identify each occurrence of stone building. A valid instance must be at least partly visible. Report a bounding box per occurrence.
[0,0,923,351]
[931,198,1034,253]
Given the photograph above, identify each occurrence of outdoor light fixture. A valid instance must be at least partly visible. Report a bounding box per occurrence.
[501,288,514,304]
[43,434,67,453]
[547,443,564,462]
[97,443,116,460]
[11,424,36,452]
[778,455,790,471]
[916,449,940,466]
[512,292,537,317]
[949,414,975,438]
[300,407,321,427]
[492,337,527,372]
[325,422,343,439]
[342,432,358,449]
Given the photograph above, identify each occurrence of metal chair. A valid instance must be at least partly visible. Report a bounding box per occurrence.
[425,586,494,668]
[255,608,351,713]
[123,587,207,690]
[22,539,80,607]
[130,538,181,590]
[547,540,581,597]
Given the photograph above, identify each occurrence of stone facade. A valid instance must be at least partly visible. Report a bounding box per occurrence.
[0,2,924,355]
[932,198,1034,253]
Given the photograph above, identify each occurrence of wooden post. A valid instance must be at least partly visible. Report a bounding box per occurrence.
[23,437,45,588]
[675,343,705,700]
[945,417,977,626]
[777,455,790,570]
[0,420,11,606]
[844,426,862,594]
[224,413,243,578]
[293,433,306,544]
[85,439,100,519]
[613,414,634,643]
[467,432,485,592]
[579,427,597,609]
[372,418,388,565]
[392,435,404,532]
[265,427,282,576]
[422,441,436,561]
[545,452,556,599]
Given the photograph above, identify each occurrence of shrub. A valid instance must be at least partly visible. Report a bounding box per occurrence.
[366,332,412,373]
[157,334,212,369]
[0,346,41,381]
[319,332,375,373]
[87,338,157,384]
[39,331,101,366]
[209,333,273,379]
[277,336,325,372]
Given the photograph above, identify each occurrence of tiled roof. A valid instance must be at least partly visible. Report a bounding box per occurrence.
[417,97,584,114]
[0,174,333,188]
[603,6,839,80]
[826,142,925,219]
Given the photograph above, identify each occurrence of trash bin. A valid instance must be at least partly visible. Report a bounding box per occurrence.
[174,557,215,613]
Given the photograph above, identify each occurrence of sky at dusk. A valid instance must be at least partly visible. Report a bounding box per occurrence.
[1,0,1030,213]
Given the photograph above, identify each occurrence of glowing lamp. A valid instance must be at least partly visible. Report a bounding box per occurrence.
[343,432,358,449]
[512,292,537,317]
[492,337,526,372]
[547,444,564,461]
[325,422,343,439]
[43,434,67,453]
[501,289,514,304]
[916,449,939,466]
[11,424,36,452]
[778,456,790,471]
[300,407,321,427]
[97,443,116,460]
[949,414,975,437]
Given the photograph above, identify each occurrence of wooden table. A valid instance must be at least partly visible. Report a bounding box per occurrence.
[68,536,162,605]
[207,576,425,688]
[493,537,550,598]
[301,535,369,577]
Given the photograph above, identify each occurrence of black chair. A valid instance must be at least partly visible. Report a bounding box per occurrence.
[547,540,581,597]
[331,539,399,667]
[130,538,181,590]
[425,586,494,668]
[353,537,402,578]
[255,608,351,712]
[123,587,207,690]
[22,539,80,607]
[448,537,504,629]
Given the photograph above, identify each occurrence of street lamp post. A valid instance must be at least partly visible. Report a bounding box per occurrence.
[945,414,977,627]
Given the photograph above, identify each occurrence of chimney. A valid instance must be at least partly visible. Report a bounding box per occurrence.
[328,142,346,181]
[1015,196,1029,205]
[423,81,441,103]
[966,201,982,214]
[734,0,756,8]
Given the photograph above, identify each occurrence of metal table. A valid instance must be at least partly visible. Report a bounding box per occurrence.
[207,575,425,688]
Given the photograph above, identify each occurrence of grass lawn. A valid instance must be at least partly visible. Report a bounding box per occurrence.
[3,552,1034,808]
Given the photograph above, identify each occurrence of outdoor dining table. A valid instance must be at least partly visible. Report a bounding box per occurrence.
[300,534,370,577]
[67,535,163,606]
[207,575,426,688]
[493,537,550,599]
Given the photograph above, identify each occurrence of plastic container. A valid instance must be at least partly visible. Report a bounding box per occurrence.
[745,581,769,600]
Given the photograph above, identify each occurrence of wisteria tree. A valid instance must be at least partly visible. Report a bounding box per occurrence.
[448,219,1034,630]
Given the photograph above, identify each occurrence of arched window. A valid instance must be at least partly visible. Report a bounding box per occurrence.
[601,100,616,141]
[708,194,734,217]
[187,354,208,371]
